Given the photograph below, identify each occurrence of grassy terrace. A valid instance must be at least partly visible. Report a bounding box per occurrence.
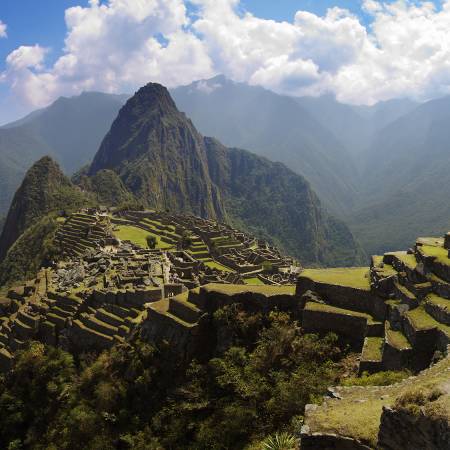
[385,324,411,350]
[204,260,232,272]
[304,302,374,321]
[426,293,450,309]
[306,353,450,448]
[114,225,173,250]
[362,337,384,361]
[203,283,295,296]
[418,244,450,264]
[300,267,370,290]
[244,277,265,286]
[392,252,417,269]
[416,237,444,247]
[406,305,450,336]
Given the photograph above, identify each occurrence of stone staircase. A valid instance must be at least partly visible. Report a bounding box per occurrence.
[297,234,450,374]
[56,212,110,257]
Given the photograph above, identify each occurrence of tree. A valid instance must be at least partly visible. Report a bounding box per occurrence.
[146,235,157,249]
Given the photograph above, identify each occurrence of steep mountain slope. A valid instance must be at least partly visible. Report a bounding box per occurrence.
[90,82,362,266]
[0,92,128,216]
[171,76,358,214]
[89,83,226,220]
[205,138,362,266]
[75,169,136,207]
[0,156,88,261]
[348,96,450,254]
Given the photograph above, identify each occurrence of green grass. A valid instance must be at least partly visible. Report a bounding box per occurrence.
[306,354,450,447]
[425,293,450,309]
[304,301,373,320]
[244,277,265,286]
[419,244,450,264]
[203,283,295,296]
[300,267,370,290]
[385,324,411,350]
[114,225,173,249]
[393,252,417,269]
[204,260,233,272]
[406,306,450,336]
[361,337,384,361]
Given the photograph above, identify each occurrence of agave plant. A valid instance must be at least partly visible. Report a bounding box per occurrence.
[262,432,297,450]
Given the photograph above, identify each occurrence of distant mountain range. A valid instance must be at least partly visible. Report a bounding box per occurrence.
[0,92,127,214]
[2,75,450,258]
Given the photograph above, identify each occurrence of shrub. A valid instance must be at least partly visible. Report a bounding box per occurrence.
[262,432,297,450]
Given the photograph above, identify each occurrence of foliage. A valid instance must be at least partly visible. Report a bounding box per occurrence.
[146,235,157,249]
[261,432,297,450]
[0,308,345,449]
[342,370,411,387]
[0,214,61,287]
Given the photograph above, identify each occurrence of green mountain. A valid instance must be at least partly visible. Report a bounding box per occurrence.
[75,168,136,207]
[89,83,225,220]
[0,156,87,261]
[0,92,128,215]
[171,76,358,214]
[90,82,362,266]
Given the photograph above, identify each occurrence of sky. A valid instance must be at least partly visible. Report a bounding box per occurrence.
[0,0,450,124]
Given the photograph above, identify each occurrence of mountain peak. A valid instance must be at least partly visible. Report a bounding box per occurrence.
[129,82,178,114]
[0,156,85,261]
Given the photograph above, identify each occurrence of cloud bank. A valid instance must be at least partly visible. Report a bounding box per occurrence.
[3,0,450,110]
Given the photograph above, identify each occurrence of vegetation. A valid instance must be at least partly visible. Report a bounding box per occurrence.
[87,82,363,267]
[0,214,61,287]
[300,267,370,290]
[204,260,233,272]
[0,308,347,449]
[146,235,157,249]
[115,225,172,250]
[342,370,410,387]
[0,156,89,262]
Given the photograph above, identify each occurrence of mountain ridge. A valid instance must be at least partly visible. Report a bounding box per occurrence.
[90,82,363,266]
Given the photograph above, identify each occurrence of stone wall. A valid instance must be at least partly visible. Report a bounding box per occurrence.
[378,406,450,450]
[301,306,368,351]
[296,277,387,321]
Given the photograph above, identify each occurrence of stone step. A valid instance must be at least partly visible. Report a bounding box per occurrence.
[168,293,201,324]
[398,274,432,300]
[403,306,450,370]
[17,309,39,327]
[95,308,124,327]
[72,319,113,347]
[118,324,130,337]
[0,332,9,346]
[104,303,137,319]
[428,273,450,299]
[48,292,82,307]
[80,313,118,337]
[394,282,418,308]
[51,306,73,319]
[46,312,67,329]
[359,336,384,374]
[55,301,78,314]
[12,318,34,340]
[424,294,450,326]
[9,337,26,352]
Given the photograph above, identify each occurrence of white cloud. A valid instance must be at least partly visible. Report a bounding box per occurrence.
[4,0,450,112]
[0,20,6,38]
[2,0,214,108]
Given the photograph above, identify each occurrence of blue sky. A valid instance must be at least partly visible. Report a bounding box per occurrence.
[1,1,450,124]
